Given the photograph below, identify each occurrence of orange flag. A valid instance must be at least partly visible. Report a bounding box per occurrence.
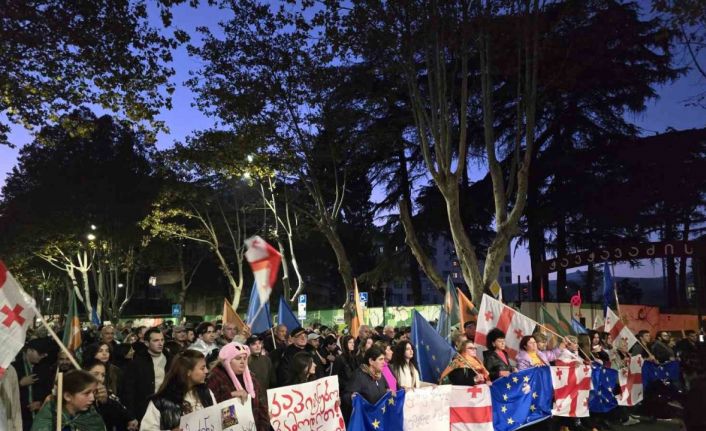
[350,279,364,338]
[457,288,476,328]
[222,298,246,330]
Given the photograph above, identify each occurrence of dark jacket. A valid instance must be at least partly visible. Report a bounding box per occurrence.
[332,354,358,392]
[13,352,53,431]
[630,342,650,358]
[263,336,286,354]
[248,353,275,409]
[484,349,513,381]
[276,344,308,386]
[150,384,213,431]
[120,347,172,422]
[95,392,134,431]
[651,340,675,363]
[206,365,270,431]
[343,368,389,407]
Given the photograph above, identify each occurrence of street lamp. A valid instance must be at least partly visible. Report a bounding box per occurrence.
[117,283,124,288]
[246,154,254,163]
[86,233,96,241]
[90,224,97,230]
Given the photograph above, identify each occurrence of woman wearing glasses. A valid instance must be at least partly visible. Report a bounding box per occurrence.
[439,340,490,385]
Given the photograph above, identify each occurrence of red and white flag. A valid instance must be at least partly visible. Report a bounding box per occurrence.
[617,355,643,406]
[475,294,537,359]
[551,365,592,417]
[0,262,36,379]
[604,307,638,351]
[450,385,493,431]
[245,236,281,304]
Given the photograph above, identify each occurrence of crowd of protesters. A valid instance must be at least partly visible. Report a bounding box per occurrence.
[1,317,704,431]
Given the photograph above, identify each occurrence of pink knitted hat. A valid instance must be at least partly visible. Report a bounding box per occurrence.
[219,342,255,398]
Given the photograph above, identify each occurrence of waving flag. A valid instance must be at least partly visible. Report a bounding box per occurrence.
[588,364,618,413]
[438,277,460,340]
[348,389,405,431]
[551,365,592,417]
[222,298,246,330]
[457,288,476,328]
[642,360,680,392]
[490,367,553,431]
[63,290,82,352]
[571,318,589,335]
[0,262,37,378]
[604,307,638,351]
[603,262,615,318]
[618,355,643,406]
[450,385,493,431]
[411,310,456,383]
[246,282,272,334]
[350,278,364,338]
[540,306,568,337]
[476,294,538,359]
[245,236,281,304]
[277,296,299,333]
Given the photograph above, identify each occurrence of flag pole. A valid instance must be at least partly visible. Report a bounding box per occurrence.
[534,321,596,361]
[56,371,63,431]
[29,304,81,370]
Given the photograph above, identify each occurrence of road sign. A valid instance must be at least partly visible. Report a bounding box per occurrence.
[359,292,368,305]
[298,294,307,319]
[299,294,307,304]
[171,304,182,318]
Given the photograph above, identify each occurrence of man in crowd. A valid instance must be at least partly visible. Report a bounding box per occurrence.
[247,334,275,407]
[122,328,171,423]
[13,338,54,431]
[630,330,652,358]
[651,331,675,363]
[218,322,237,347]
[355,325,373,349]
[189,321,219,362]
[464,321,476,342]
[173,325,189,349]
[277,327,309,385]
[265,324,288,353]
[307,332,327,378]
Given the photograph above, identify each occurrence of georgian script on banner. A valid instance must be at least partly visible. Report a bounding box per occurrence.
[267,376,345,431]
[403,385,451,431]
[179,397,256,431]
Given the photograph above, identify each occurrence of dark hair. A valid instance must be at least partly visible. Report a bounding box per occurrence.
[685,330,696,336]
[83,359,106,373]
[390,340,417,370]
[62,370,98,396]
[195,322,214,337]
[486,328,506,350]
[289,352,315,385]
[82,342,112,365]
[363,346,384,365]
[636,330,650,339]
[519,335,535,351]
[144,327,163,342]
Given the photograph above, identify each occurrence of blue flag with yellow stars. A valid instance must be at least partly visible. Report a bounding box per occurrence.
[490,367,553,431]
[348,389,405,431]
[642,360,681,392]
[411,310,457,383]
[589,363,618,413]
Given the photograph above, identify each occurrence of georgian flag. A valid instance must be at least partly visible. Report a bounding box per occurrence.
[604,307,638,351]
[617,355,643,407]
[475,294,537,359]
[0,262,36,378]
[551,365,592,417]
[245,236,281,304]
[450,385,494,431]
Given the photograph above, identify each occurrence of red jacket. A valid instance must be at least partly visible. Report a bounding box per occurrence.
[207,365,270,431]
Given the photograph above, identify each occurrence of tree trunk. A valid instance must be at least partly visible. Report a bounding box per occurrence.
[556,214,568,302]
[397,147,423,304]
[319,220,354,302]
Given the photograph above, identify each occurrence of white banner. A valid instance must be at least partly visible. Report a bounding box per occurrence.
[179,397,256,431]
[403,386,451,431]
[267,376,345,431]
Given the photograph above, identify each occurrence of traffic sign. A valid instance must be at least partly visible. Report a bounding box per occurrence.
[359,292,368,304]
[171,304,182,318]
[299,294,307,304]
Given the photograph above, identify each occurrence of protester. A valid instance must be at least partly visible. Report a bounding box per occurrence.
[483,328,514,380]
[82,342,122,394]
[172,326,189,350]
[356,337,374,365]
[389,340,421,390]
[343,346,390,423]
[306,332,328,378]
[186,327,196,344]
[84,359,137,431]
[188,322,219,362]
[30,370,105,431]
[140,350,214,431]
[651,331,675,363]
[589,330,611,365]
[121,328,171,423]
[246,335,275,395]
[440,340,489,385]
[276,327,309,385]
[264,324,287,353]
[332,335,358,394]
[463,321,476,342]
[319,335,339,374]
[630,330,652,358]
[516,335,563,369]
[217,322,237,346]
[374,341,397,391]
[0,364,22,431]
[206,343,270,431]
[288,351,317,385]
[13,337,54,431]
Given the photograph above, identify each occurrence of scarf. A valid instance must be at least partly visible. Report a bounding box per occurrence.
[31,400,105,431]
[219,342,255,398]
[439,353,490,383]
[361,364,382,381]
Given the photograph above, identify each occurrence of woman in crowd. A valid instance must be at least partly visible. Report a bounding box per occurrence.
[516,335,565,370]
[83,360,137,431]
[206,342,269,431]
[140,350,214,431]
[31,370,105,431]
[355,337,374,365]
[440,340,490,385]
[390,341,421,390]
[374,341,397,392]
[82,342,122,395]
[287,352,317,385]
[344,347,390,407]
[332,335,358,392]
[483,329,515,381]
[589,330,610,365]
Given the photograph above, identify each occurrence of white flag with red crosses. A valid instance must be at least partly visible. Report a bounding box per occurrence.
[475,294,538,359]
[450,385,494,431]
[617,355,643,407]
[0,261,36,378]
[604,307,638,351]
[551,365,592,417]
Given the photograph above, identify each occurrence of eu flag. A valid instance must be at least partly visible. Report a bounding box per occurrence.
[588,364,618,413]
[277,295,299,332]
[348,389,405,431]
[411,310,456,383]
[571,318,588,335]
[246,281,272,334]
[642,360,681,392]
[490,367,553,431]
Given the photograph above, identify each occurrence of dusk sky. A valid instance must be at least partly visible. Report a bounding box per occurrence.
[1,1,704,283]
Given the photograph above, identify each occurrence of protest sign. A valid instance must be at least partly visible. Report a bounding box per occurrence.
[403,385,451,431]
[267,376,345,431]
[179,397,256,431]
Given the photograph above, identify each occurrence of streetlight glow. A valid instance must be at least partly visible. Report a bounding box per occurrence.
[87,233,96,241]
[117,283,124,288]
[246,154,254,163]
[90,224,97,230]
